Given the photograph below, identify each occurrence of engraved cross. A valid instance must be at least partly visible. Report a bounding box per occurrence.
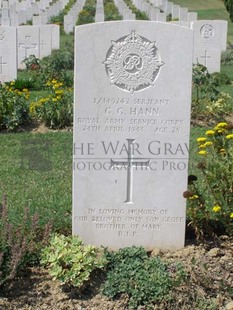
[0,56,7,74]
[111,139,150,204]
[19,35,37,58]
[200,50,211,67]
[40,39,46,51]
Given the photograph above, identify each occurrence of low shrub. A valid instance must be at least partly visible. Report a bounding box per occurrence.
[76,0,96,25]
[0,194,52,287]
[102,247,186,309]
[104,0,122,21]
[0,81,30,131]
[41,234,107,289]
[211,72,231,85]
[221,43,233,65]
[185,121,233,239]
[21,47,74,90]
[192,64,232,122]
[30,79,73,129]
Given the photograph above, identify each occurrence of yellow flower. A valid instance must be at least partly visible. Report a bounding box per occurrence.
[220,148,226,154]
[52,98,58,102]
[205,130,215,136]
[230,213,233,219]
[22,88,28,92]
[55,90,64,95]
[52,79,57,84]
[214,122,228,132]
[216,122,228,128]
[226,134,233,139]
[56,96,61,100]
[196,137,207,143]
[199,144,206,149]
[204,141,213,147]
[198,150,207,155]
[10,81,15,85]
[212,205,221,212]
[189,195,199,200]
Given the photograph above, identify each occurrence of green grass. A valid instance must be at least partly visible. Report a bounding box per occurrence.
[0,132,73,233]
[172,0,225,11]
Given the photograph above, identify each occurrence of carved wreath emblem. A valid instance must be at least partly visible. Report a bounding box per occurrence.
[200,24,215,38]
[103,31,164,94]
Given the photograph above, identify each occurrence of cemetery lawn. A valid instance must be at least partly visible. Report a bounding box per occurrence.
[0,131,72,234]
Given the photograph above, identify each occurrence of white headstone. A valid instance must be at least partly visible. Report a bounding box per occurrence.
[0,26,17,82]
[215,20,228,51]
[157,12,166,22]
[73,21,193,251]
[39,25,52,59]
[10,13,19,27]
[64,14,74,34]
[32,15,43,25]
[179,7,188,22]
[48,24,60,50]
[17,26,40,69]
[188,12,197,23]
[172,5,180,19]
[191,20,225,72]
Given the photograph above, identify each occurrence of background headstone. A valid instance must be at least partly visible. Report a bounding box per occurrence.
[0,26,17,82]
[17,25,40,69]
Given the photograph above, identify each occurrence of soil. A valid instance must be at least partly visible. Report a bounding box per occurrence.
[0,236,232,310]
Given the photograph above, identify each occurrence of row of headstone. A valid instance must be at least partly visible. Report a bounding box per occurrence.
[92,0,228,74]
[114,0,135,20]
[0,0,64,26]
[0,24,60,82]
[63,0,85,34]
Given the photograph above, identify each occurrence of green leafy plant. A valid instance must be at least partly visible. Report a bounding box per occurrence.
[192,64,232,122]
[41,234,107,289]
[211,72,231,85]
[29,79,73,129]
[104,0,122,21]
[76,0,96,25]
[0,81,30,131]
[102,247,186,309]
[192,64,220,105]
[221,43,233,65]
[185,122,233,239]
[0,194,52,287]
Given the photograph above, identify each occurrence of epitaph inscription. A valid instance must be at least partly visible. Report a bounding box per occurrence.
[104,31,164,94]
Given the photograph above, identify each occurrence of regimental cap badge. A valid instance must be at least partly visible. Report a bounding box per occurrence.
[200,24,215,38]
[103,31,164,94]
